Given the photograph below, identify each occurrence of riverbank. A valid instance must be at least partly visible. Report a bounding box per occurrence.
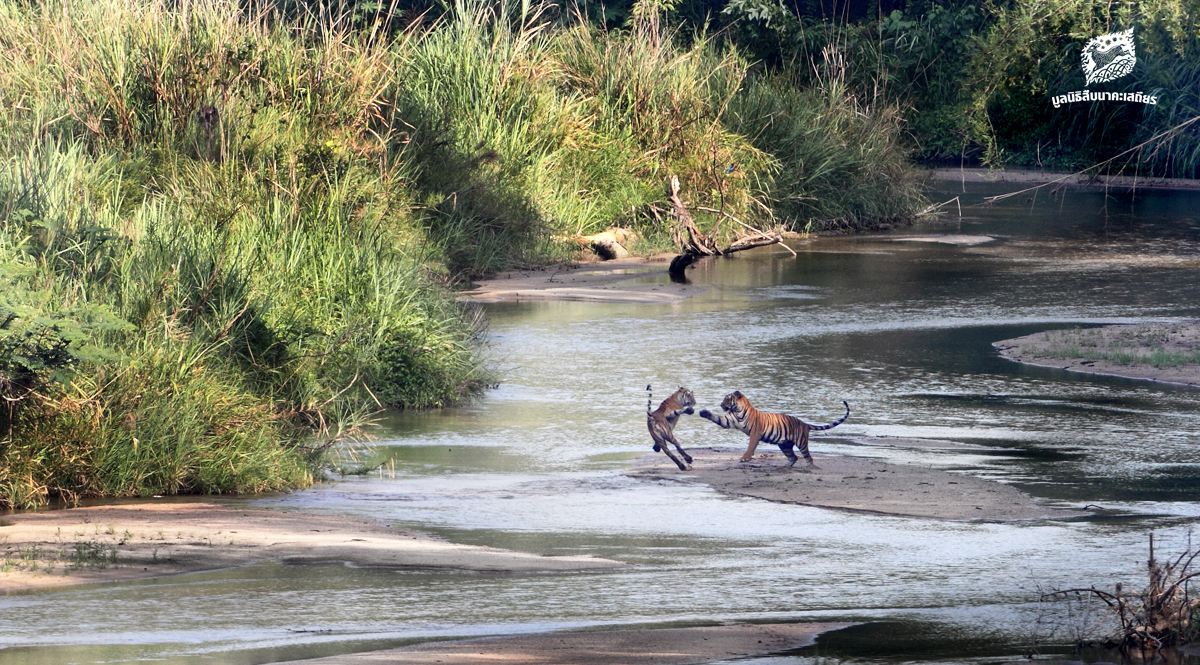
[458,257,704,304]
[627,447,1085,521]
[0,501,623,591]
[930,167,1200,191]
[994,323,1200,387]
[274,622,851,665]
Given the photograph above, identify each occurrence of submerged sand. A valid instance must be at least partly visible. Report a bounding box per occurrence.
[887,234,995,246]
[274,622,851,665]
[457,257,702,304]
[628,448,1084,521]
[995,322,1200,387]
[0,501,622,591]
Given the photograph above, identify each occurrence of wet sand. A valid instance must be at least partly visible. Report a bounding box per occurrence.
[628,448,1085,521]
[457,257,703,304]
[995,322,1200,387]
[0,501,623,591]
[274,622,850,665]
[887,234,994,246]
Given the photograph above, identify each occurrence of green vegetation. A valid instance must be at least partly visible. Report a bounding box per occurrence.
[707,0,1200,177]
[0,0,937,508]
[1033,325,1200,369]
[0,0,487,507]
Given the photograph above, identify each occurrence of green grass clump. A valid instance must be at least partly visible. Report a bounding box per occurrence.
[0,0,487,508]
[1041,346,1200,368]
[726,73,925,232]
[392,0,924,265]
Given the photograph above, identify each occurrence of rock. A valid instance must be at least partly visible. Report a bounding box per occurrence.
[579,228,637,261]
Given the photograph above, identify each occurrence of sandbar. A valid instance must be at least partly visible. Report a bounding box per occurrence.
[0,500,623,591]
[457,257,703,304]
[994,322,1200,387]
[929,167,1200,191]
[627,448,1084,521]
[886,234,994,246]
[273,622,851,665]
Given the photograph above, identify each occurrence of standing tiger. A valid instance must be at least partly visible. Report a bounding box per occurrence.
[699,391,849,467]
[646,385,696,471]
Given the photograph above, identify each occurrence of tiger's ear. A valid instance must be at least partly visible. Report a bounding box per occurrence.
[732,390,743,398]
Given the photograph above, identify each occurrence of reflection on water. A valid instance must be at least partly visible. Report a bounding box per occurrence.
[3,183,1200,664]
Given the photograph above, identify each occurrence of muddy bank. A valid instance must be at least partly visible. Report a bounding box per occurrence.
[274,622,850,665]
[930,167,1200,191]
[995,322,1200,387]
[0,501,623,591]
[457,257,703,304]
[627,448,1085,521]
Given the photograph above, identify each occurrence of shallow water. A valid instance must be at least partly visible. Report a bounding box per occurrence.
[4,183,1200,665]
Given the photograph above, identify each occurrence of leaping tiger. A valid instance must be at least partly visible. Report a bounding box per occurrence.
[699,391,849,468]
[646,385,696,471]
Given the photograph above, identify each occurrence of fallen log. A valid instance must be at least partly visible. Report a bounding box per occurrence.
[665,176,789,281]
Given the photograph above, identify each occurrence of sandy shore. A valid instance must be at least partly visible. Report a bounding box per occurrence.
[457,257,704,304]
[995,323,1200,387]
[886,234,994,246]
[930,167,1200,191]
[628,447,1084,521]
[274,622,850,665]
[0,500,623,591]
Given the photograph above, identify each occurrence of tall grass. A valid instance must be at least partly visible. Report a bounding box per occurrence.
[0,0,486,508]
[727,72,925,231]
[392,0,925,259]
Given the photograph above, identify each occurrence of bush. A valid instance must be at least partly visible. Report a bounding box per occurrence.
[0,0,488,508]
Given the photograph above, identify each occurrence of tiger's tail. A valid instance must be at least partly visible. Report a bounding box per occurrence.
[810,401,850,431]
[646,384,653,414]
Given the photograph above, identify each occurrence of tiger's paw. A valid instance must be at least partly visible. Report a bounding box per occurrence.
[653,444,661,452]
[699,409,712,419]
[683,407,695,415]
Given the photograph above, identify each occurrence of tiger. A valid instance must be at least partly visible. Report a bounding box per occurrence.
[646,384,697,471]
[698,391,849,468]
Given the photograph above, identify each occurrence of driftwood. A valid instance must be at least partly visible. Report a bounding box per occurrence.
[1043,533,1200,655]
[665,176,788,281]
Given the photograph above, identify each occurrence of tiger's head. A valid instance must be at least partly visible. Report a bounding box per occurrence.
[719,390,750,417]
[671,387,697,409]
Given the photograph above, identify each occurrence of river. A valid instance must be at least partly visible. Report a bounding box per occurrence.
[3,181,1200,664]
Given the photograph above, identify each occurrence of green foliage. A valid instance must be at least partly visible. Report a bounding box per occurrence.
[967,0,1200,176]
[727,73,926,231]
[0,0,488,508]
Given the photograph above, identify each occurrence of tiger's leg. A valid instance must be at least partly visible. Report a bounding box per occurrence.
[664,430,693,465]
[796,429,818,468]
[778,443,799,467]
[658,439,690,471]
[740,433,762,462]
[698,410,734,429]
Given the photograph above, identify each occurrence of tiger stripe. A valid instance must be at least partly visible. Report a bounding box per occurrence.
[699,391,849,467]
